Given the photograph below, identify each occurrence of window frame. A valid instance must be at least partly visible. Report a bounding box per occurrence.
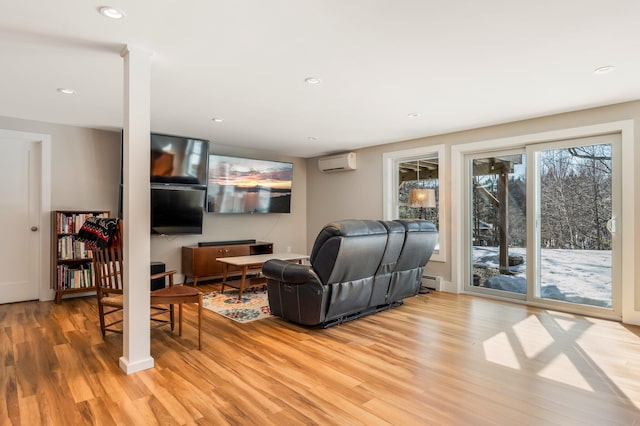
[382,144,446,262]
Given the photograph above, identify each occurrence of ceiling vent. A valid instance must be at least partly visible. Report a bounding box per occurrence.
[318,152,357,173]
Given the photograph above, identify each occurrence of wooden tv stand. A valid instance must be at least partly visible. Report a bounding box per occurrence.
[181,240,273,286]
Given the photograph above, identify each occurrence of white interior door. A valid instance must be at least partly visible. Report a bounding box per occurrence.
[0,137,40,303]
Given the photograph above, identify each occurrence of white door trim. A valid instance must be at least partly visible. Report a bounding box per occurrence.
[0,129,53,302]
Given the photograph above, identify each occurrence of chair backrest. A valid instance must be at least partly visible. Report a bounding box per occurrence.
[309,219,389,285]
[93,221,124,294]
[376,220,406,276]
[370,220,406,305]
[386,219,438,301]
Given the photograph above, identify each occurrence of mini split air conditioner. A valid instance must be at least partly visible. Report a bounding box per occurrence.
[318,152,357,173]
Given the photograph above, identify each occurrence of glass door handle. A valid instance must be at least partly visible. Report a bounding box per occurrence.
[606,217,616,234]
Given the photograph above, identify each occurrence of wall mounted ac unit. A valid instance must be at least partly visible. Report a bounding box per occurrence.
[318,152,357,173]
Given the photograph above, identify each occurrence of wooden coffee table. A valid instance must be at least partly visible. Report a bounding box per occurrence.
[217,253,309,299]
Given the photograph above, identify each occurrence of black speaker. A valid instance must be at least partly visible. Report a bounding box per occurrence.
[150,262,166,290]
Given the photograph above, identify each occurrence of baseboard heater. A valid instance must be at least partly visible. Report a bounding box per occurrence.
[422,275,442,291]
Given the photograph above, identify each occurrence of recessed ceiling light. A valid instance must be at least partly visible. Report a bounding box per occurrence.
[99,6,126,19]
[304,77,321,84]
[57,88,76,95]
[408,113,421,118]
[594,66,615,75]
[211,117,224,123]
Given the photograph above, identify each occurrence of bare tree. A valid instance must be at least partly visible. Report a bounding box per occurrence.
[540,144,611,250]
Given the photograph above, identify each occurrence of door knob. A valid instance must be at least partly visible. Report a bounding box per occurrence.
[31,226,38,232]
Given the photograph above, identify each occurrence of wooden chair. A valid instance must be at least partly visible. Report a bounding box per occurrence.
[92,221,203,349]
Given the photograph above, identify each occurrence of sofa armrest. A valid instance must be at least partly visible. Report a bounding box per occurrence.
[263,259,327,326]
[262,259,314,284]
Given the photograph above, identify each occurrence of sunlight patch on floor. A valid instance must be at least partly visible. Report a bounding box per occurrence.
[538,353,593,392]
[512,314,554,359]
[482,331,520,369]
[482,313,595,392]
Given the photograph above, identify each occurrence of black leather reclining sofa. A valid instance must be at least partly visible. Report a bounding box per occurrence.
[262,219,438,327]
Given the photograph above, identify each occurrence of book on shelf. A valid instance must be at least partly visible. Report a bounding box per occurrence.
[57,236,94,260]
[56,263,94,290]
[56,212,108,234]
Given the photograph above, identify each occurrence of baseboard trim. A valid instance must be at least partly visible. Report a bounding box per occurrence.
[119,355,155,374]
[439,280,457,293]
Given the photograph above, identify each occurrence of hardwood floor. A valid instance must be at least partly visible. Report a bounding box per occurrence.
[1,285,640,425]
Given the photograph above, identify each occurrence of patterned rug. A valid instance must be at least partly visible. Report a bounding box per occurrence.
[202,287,272,323]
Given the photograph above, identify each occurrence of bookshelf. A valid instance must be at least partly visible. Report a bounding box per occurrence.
[51,210,109,303]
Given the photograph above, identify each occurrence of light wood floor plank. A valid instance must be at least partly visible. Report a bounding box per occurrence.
[0,365,19,425]
[17,395,41,426]
[2,286,640,424]
[76,397,117,426]
[137,369,200,423]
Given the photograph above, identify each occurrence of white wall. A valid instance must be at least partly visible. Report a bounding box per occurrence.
[0,116,121,213]
[306,142,450,281]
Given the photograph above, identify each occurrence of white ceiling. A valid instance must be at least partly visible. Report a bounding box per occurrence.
[1,1,639,158]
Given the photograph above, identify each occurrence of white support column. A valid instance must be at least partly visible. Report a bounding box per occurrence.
[119,45,154,374]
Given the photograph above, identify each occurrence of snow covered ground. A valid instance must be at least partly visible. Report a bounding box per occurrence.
[473,246,612,308]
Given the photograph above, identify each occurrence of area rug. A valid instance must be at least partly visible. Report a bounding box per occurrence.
[202,287,272,323]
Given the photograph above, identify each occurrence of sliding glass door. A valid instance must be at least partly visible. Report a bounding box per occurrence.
[527,135,620,315]
[469,150,527,299]
[465,134,621,318]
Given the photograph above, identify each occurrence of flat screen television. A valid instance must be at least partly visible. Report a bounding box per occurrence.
[150,133,209,186]
[207,155,293,214]
[151,186,205,235]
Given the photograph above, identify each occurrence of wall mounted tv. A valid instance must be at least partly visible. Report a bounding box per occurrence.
[207,155,293,214]
[150,133,209,186]
[151,186,205,235]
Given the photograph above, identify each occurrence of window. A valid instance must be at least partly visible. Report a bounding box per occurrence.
[383,144,446,262]
[397,159,439,223]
